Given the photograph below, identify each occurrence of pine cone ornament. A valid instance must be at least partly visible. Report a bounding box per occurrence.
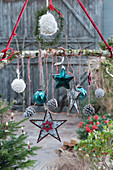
[23,106,36,118]
[47,99,58,108]
[95,88,105,98]
[83,104,95,116]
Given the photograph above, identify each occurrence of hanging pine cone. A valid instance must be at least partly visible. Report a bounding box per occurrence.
[47,98,58,108]
[95,88,105,98]
[23,106,36,118]
[83,104,95,116]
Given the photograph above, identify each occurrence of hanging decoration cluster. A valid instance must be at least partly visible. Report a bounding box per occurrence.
[11,69,26,93]
[34,7,64,48]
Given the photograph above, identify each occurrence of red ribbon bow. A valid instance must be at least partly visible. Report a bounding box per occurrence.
[49,0,63,18]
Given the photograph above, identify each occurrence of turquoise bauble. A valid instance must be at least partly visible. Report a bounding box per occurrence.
[33,90,47,104]
[76,86,87,100]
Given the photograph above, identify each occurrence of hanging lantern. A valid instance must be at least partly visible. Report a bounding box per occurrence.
[11,79,26,93]
[83,104,95,116]
[95,88,105,98]
[76,86,87,100]
[33,90,47,104]
[39,12,58,36]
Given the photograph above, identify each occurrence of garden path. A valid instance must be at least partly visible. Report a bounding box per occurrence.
[9,111,81,170]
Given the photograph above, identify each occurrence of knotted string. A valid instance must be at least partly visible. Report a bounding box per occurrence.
[28,57,31,106]
[88,56,91,105]
[78,49,81,85]
[99,56,101,88]
[39,50,42,88]
[55,53,58,74]
[46,57,48,102]
[52,56,54,99]
[17,53,23,79]
[49,0,64,17]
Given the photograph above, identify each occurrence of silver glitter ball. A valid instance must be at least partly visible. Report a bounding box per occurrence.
[95,88,105,98]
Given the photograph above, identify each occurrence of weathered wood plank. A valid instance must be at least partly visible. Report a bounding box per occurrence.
[62,0,94,37]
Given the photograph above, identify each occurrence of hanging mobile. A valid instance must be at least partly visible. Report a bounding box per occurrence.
[53,64,74,89]
[23,57,36,118]
[95,56,105,98]
[34,0,64,48]
[83,57,95,116]
[33,50,47,105]
[76,50,87,100]
[11,57,26,93]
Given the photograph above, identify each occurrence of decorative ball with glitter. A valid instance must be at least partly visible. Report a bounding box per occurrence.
[95,88,105,98]
[11,79,26,93]
[83,104,95,116]
[39,13,58,36]
[76,86,87,100]
[34,90,47,104]
[23,106,36,118]
[47,98,58,108]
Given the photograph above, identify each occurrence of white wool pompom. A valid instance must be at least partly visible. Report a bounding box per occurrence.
[11,79,26,93]
[95,88,105,98]
[39,13,58,36]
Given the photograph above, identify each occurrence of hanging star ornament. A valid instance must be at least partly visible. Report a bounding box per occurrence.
[30,110,67,143]
[68,84,81,113]
[53,66,74,89]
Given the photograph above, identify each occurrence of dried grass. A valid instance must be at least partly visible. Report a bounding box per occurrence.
[47,154,93,170]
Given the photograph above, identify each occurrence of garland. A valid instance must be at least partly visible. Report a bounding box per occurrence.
[34,7,64,49]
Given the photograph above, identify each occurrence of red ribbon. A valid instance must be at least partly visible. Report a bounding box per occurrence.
[1,0,28,61]
[88,72,92,85]
[49,0,63,18]
[77,0,113,58]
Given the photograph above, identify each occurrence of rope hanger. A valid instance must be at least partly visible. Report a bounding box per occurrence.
[1,0,112,61]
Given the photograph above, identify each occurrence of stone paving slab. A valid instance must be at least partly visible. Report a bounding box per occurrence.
[8,111,81,170]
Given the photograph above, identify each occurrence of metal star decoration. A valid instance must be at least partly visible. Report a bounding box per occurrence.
[30,110,67,143]
[53,66,74,89]
[68,84,81,113]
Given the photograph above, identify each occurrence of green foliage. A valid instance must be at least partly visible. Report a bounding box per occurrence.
[98,36,113,50]
[77,115,110,140]
[34,7,64,49]
[0,100,16,123]
[0,120,40,169]
[75,121,113,169]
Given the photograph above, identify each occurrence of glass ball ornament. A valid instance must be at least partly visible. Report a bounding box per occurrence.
[33,90,47,104]
[11,79,26,93]
[39,13,58,36]
[83,104,95,116]
[76,86,87,100]
[95,88,105,98]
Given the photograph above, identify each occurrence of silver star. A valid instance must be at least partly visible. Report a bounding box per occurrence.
[68,84,81,113]
[30,110,67,143]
